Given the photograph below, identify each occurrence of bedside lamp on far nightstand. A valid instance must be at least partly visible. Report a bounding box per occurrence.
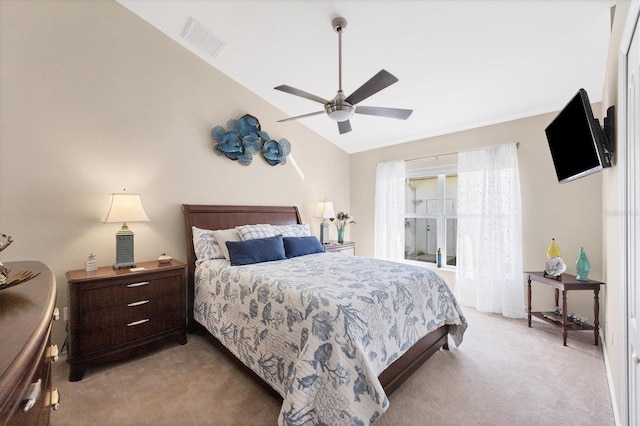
[316,200,335,244]
[102,192,150,269]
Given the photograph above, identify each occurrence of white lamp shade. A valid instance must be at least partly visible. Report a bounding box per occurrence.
[315,201,335,219]
[102,193,150,223]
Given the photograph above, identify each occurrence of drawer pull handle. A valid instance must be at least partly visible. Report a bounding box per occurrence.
[49,388,60,410]
[127,281,149,288]
[127,300,149,307]
[21,379,42,412]
[127,318,149,327]
[53,307,60,321]
[47,344,59,362]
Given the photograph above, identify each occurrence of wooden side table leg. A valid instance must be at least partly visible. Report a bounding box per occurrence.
[594,288,600,346]
[562,290,568,346]
[554,288,559,310]
[527,277,532,327]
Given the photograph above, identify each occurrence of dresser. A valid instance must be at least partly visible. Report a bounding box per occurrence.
[0,261,59,425]
[66,260,187,381]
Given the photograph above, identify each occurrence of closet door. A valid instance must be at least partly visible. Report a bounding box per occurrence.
[622,3,640,425]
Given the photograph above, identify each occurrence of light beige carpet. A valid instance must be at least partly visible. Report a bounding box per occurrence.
[51,307,614,425]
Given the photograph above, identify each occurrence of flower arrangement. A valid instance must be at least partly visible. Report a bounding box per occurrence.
[332,212,355,244]
[333,211,356,230]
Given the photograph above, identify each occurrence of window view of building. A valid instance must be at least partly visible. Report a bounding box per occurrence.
[404,171,457,267]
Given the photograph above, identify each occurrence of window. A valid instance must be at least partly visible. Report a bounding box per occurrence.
[404,165,457,268]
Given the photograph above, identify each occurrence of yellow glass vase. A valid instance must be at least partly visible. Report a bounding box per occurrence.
[547,238,562,259]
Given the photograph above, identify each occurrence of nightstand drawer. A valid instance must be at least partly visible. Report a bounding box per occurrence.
[81,309,184,354]
[81,293,183,332]
[81,276,182,311]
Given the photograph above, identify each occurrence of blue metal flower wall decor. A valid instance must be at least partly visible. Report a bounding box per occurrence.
[211,114,291,166]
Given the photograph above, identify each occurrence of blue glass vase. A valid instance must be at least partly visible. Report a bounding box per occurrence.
[575,247,590,281]
[337,229,345,244]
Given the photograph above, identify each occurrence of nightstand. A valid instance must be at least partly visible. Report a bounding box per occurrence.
[324,241,355,255]
[66,260,187,381]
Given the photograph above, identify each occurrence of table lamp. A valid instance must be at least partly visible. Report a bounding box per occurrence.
[316,201,335,244]
[102,193,150,269]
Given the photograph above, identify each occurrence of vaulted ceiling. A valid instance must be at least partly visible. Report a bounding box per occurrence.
[118,0,614,153]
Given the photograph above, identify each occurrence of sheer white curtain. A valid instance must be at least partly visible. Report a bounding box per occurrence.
[455,143,524,318]
[374,161,405,261]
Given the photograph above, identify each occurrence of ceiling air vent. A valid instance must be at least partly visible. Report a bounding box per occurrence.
[181,18,226,58]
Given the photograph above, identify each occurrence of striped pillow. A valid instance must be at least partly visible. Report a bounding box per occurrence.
[271,224,311,237]
[236,224,275,241]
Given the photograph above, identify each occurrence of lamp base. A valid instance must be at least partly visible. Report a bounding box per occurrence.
[114,225,136,270]
[113,261,137,270]
[320,222,330,244]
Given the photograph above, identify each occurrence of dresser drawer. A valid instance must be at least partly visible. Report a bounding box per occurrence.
[80,309,185,354]
[6,324,51,425]
[81,276,183,311]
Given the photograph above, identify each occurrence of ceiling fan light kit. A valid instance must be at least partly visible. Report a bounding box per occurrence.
[275,17,412,135]
[325,91,355,122]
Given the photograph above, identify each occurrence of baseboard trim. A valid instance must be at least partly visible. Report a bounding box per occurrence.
[600,330,622,426]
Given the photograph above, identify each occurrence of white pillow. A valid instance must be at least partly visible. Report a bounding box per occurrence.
[272,224,311,237]
[192,226,224,263]
[236,224,275,241]
[212,228,242,260]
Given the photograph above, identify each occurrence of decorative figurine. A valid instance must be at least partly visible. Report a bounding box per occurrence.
[0,234,13,284]
[545,237,566,277]
[86,253,98,272]
[0,234,13,252]
[545,257,567,277]
[547,238,562,258]
[575,247,591,281]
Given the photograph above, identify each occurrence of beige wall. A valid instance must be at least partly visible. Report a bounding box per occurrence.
[351,110,604,319]
[601,1,632,422]
[0,1,349,344]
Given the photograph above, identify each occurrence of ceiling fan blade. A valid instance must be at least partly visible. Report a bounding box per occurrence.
[345,69,399,105]
[274,85,329,104]
[355,106,413,120]
[277,110,325,123]
[337,120,352,134]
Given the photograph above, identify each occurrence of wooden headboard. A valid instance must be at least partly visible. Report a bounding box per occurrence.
[182,205,302,328]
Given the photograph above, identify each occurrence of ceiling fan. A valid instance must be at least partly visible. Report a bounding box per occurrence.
[274,17,413,135]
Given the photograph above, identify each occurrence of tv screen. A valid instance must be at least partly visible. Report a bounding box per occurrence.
[545,89,610,184]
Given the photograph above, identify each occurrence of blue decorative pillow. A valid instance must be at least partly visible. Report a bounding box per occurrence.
[283,236,325,258]
[226,235,286,266]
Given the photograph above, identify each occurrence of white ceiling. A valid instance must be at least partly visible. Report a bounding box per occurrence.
[118,0,614,154]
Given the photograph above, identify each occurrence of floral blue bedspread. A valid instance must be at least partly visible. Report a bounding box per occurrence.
[194,253,467,425]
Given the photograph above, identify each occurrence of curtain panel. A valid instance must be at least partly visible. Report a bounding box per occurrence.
[374,161,405,261]
[455,143,524,318]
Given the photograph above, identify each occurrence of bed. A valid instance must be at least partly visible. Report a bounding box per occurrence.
[182,204,467,425]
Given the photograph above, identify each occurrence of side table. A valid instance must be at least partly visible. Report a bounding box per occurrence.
[525,271,604,346]
[67,260,187,381]
[324,241,355,255]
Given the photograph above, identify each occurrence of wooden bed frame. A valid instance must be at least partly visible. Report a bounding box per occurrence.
[182,204,449,398]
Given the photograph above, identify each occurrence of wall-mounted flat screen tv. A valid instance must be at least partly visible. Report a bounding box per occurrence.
[544,88,612,184]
